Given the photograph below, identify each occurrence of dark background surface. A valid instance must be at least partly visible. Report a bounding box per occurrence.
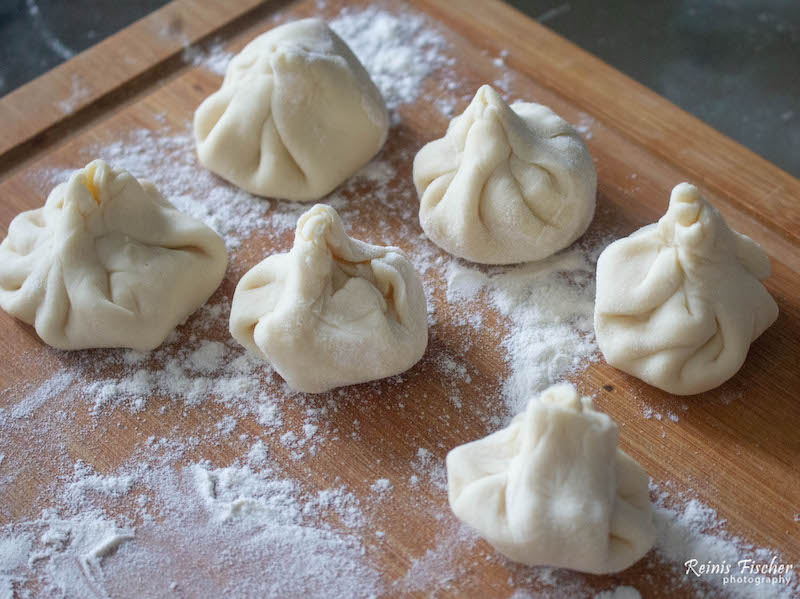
[1,0,798,177]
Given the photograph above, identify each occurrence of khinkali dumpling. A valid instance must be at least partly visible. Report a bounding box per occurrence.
[0,160,228,350]
[194,18,389,201]
[595,183,778,395]
[447,383,655,574]
[229,204,427,393]
[413,85,596,264]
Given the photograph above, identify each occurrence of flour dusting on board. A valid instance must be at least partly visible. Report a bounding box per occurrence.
[331,6,455,109]
[182,39,234,76]
[57,74,91,114]
[443,242,604,416]
[1,4,796,599]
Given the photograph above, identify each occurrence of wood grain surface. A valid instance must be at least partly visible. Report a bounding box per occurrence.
[0,0,798,597]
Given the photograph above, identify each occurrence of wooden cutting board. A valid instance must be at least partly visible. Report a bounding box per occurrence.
[1,0,798,596]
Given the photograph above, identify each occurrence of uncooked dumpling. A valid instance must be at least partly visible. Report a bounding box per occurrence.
[194,18,389,201]
[229,204,427,393]
[413,85,596,264]
[0,160,228,350]
[595,183,778,395]
[447,383,655,574]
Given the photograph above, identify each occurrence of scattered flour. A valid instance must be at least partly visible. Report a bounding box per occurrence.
[443,242,603,416]
[0,509,133,597]
[411,448,447,491]
[193,462,303,523]
[81,313,282,417]
[652,485,797,599]
[10,370,77,420]
[1,459,380,598]
[398,521,479,593]
[445,262,489,303]
[331,6,454,109]
[370,479,392,495]
[57,74,90,114]
[66,461,135,502]
[182,40,233,76]
[575,113,596,140]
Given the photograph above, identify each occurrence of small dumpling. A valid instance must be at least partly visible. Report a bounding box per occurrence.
[0,160,228,350]
[595,183,778,395]
[229,204,428,393]
[447,383,655,575]
[194,18,389,202]
[413,85,596,265]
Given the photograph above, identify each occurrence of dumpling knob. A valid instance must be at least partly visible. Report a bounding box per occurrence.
[670,182,703,227]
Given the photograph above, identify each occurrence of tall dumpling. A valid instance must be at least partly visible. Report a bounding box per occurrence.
[447,383,655,575]
[229,204,428,393]
[194,18,389,202]
[595,183,778,395]
[413,85,596,265]
[0,160,228,350]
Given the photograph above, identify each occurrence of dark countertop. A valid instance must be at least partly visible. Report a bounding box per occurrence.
[1,0,798,178]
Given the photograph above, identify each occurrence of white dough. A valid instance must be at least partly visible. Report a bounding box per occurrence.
[447,383,655,574]
[229,204,427,393]
[595,183,778,395]
[0,160,227,350]
[413,85,596,264]
[194,18,389,201]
